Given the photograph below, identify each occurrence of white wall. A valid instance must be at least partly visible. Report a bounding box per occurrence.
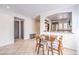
[40,5,78,51]
[0,8,34,47]
[75,5,79,54]
[24,18,35,39]
[0,10,14,47]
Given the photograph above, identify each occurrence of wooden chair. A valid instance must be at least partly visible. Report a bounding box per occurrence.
[52,35,63,55]
[47,34,56,55]
[35,34,44,55]
[47,35,63,55]
[57,36,63,55]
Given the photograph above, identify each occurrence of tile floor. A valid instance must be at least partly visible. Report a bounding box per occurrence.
[0,39,77,55]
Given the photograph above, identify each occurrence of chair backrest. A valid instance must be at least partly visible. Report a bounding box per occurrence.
[58,35,63,50]
[40,34,46,40]
[45,35,49,40]
[35,34,40,39]
[50,34,56,42]
[35,34,41,43]
[58,35,63,43]
[49,34,57,48]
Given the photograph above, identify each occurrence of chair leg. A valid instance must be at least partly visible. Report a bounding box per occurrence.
[46,43,48,51]
[48,49,49,55]
[51,50,53,55]
[60,50,63,55]
[35,44,38,52]
[58,50,61,55]
[37,45,40,54]
[42,46,44,55]
[58,48,63,55]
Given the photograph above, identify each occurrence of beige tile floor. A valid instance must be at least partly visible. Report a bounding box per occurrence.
[0,39,77,55]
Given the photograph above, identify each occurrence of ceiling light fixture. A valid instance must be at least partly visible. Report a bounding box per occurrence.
[6,6,10,9]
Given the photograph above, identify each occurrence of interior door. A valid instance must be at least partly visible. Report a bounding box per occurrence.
[21,21,24,39]
[14,21,19,39]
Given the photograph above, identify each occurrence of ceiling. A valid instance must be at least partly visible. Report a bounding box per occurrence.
[0,4,75,18]
[47,12,72,21]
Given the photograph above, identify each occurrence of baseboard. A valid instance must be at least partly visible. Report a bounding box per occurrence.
[64,47,77,51]
[0,40,14,47]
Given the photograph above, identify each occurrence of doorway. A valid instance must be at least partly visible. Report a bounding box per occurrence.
[14,17,24,42]
[14,21,19,39]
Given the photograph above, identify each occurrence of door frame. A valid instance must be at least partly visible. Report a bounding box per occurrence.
[14,17,24,40]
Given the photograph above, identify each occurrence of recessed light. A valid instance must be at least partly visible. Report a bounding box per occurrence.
[6,6,10,9]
